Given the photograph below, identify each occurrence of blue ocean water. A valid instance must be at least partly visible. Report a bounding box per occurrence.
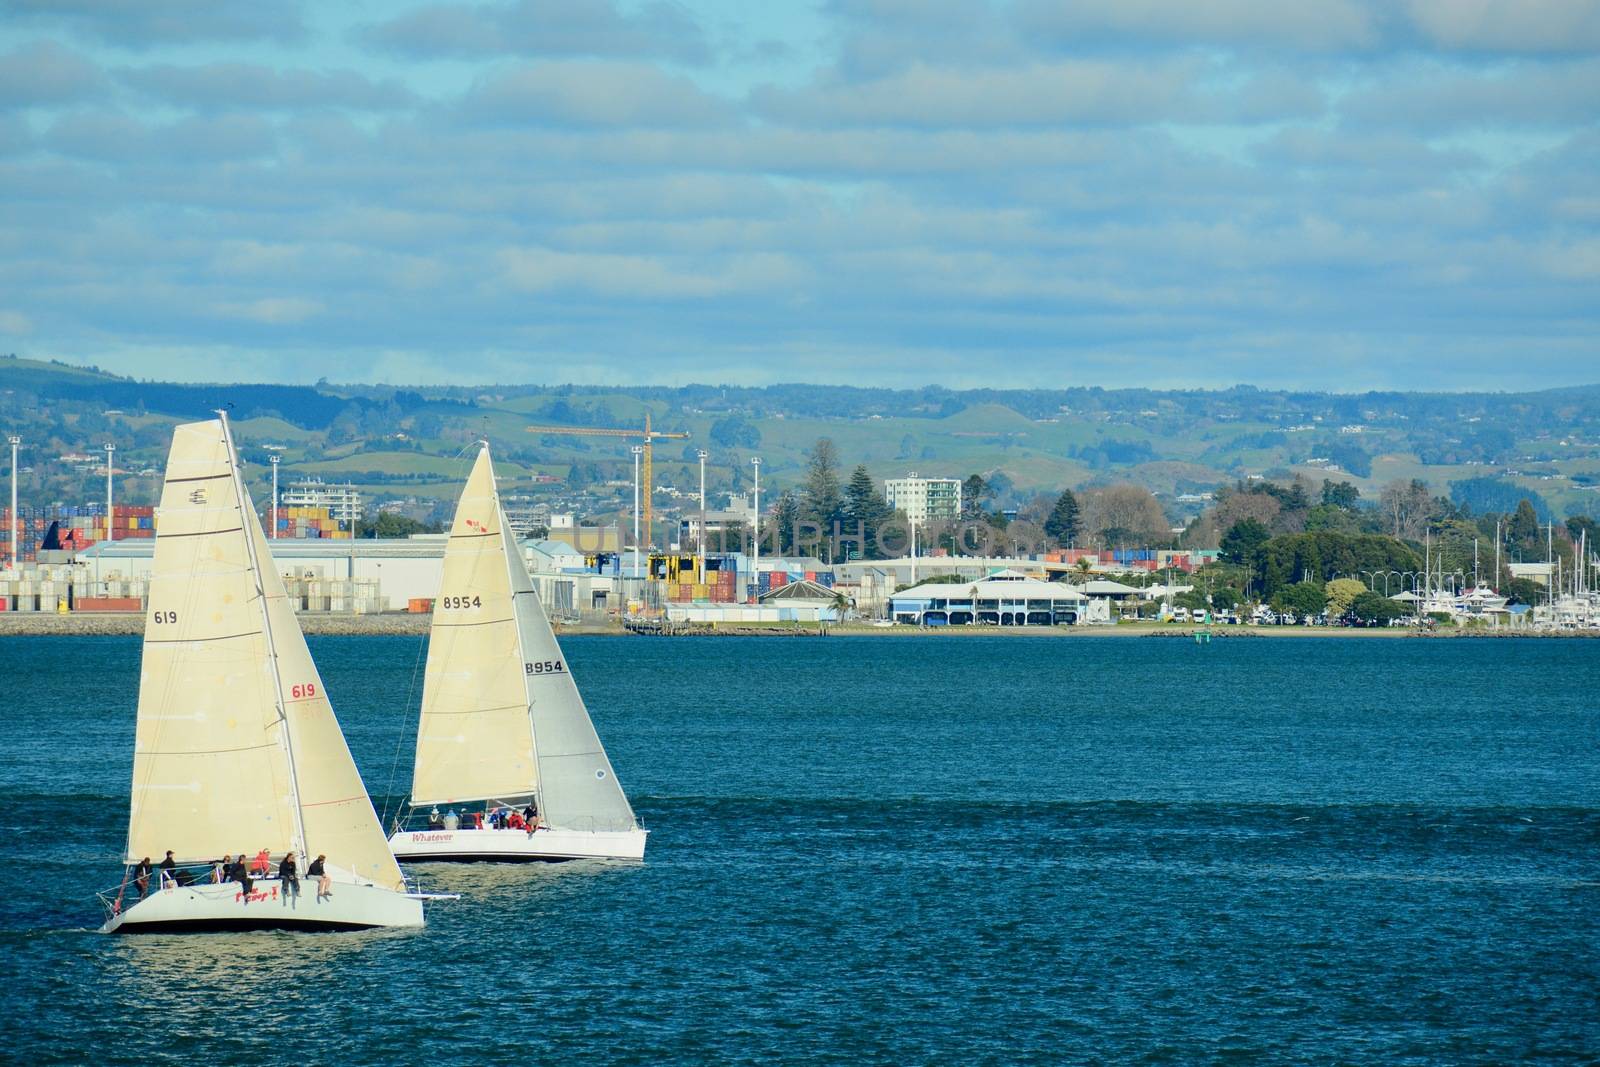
[0,634,1596,1064]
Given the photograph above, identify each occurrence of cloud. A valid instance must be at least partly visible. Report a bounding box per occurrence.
[213,297,323,324]
[755,60,1203,128]
[0,0,309,47]
[1015,0,1381,52]
[0,40,108,107]
[0,309,32,334]
[1339,58,1600,130]
[1403,0,1600,53]
[359,0,708,63]
[121,63,416,112]
[456,60,734,128]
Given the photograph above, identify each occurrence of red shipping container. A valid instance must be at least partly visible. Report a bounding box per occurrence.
[75,597,143,612]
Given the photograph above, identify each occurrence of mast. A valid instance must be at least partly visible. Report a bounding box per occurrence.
[220,411,308,857]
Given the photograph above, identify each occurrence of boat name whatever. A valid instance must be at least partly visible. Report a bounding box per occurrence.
[410,832,454,842]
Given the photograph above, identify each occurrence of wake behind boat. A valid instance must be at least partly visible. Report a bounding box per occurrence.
[389,445,646,862]
[100,414,425,933]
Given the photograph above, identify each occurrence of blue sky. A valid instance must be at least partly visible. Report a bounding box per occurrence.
[1,0,1596,390]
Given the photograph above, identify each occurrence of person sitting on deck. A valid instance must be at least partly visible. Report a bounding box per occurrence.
[443,809,459,831]
[427,808,444,830]
[488,807,504,829]
[468,811,484,829]
[214,855,231,884]
[523,803,540,832]
[507,810,525,831]
[308,854,331,900]
[133,857,152,897]
[279,852,299,899]
[159,850,179,888]
[229,854,253,897]
[250,849,271,876]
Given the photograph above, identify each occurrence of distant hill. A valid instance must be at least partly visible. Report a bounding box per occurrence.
[2,354,1596,526]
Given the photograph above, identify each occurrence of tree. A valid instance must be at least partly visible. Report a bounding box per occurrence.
[1321,480,1360,509]
[1566,514,1598,545]
[802,438,844,560]
[1349,590,1408,626]
[1274,580,1327,620]
[771,490,801,555]
[1044,489,1081,547]
[1220,518,1270,564]
[357,512,440,539]
[1379,479,1434,539]
[961,474,991,520]
[1083,484,1169,547]
[710,416,760,449]
[1507,498,1542,556]
[1323,578,1368,619]
[842,465,890,559]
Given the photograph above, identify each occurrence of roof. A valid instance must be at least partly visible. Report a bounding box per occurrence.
[892,574,1088,602]
[1079,579,1142,595]
[758,579,841,603]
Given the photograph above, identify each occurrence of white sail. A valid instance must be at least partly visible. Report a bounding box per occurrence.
[126,417,403,892]
[127,420,298,864]
[509,527,639,834]
[410,448,538,806]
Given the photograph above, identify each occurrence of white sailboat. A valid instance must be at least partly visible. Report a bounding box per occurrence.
[389,445,646,862]
[100,415,425,932]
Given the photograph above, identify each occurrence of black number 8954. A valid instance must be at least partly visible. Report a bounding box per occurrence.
[441,595,481,609]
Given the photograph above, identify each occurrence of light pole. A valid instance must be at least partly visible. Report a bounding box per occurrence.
[7,435,18,573]
[269,452,281,539]
[697,449,708,585]
[750,456,761,604]
[104,443,116,543]
[630,445,643,579]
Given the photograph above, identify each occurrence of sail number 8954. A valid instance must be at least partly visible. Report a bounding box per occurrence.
[526,660,565,675]
[441,595,482,609]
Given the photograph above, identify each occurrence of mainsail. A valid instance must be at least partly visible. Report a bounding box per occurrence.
[126,416,403,891]
[410,448,539,806]
[410,445,637,833]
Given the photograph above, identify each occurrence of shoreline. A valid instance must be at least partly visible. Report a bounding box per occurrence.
[1,613,1593,639]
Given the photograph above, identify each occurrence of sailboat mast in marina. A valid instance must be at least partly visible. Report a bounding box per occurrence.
[390,444,646,861]
[100,414,425,932]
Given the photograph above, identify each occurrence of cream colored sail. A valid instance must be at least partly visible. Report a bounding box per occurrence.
[507,525,639,834]
[126,416,404,892]
[247,495,405,891]
[126,419,297,864]
[410,447,538,806]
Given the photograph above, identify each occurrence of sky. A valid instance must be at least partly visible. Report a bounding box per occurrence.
[0,0,1597,391]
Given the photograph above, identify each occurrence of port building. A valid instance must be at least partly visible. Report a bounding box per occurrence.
[888,571,1102,626]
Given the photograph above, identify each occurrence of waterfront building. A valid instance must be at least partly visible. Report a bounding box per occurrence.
[888,570,1103,626]
[280,478,363,524]
[883,474,962,524]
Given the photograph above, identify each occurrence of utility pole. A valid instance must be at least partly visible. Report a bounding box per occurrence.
[269,452,281,538]
[104,443,116,543]
[697,449,708,585]
[7,435,18,572]
[750,456,762,604]
[630,445,643,580]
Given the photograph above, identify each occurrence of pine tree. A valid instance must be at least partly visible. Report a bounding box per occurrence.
[1043,489,1081,547]
[771,490,801,555]
[803,438,845,559]
[843,464,890,559]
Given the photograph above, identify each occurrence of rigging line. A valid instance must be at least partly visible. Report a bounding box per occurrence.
[380,618,430,828]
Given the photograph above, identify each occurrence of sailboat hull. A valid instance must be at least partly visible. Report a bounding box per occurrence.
[100,878,424,934]
[389,826,647,862]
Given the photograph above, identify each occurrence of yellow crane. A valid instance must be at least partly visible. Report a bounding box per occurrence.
[525,413,690,548]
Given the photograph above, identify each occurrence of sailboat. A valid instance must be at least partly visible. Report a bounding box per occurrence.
[100,415,425,932]
[388,444,647,862]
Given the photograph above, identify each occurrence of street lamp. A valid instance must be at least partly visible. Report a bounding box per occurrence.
[750,456,762,604]
[697,448,708,585]
[630,445,643,580]
[6,435,18,572]
[104,443,116,543]
[269,451,282,539]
